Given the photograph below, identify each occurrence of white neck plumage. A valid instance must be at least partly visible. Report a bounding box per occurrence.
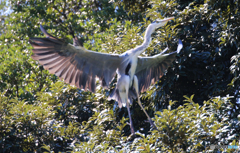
[131,24,155,56]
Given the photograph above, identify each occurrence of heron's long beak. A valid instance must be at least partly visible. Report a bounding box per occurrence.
[156,17,174,28]
[162,17,174,22]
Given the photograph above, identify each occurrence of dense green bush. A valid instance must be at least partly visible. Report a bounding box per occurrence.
[0,0,239,152]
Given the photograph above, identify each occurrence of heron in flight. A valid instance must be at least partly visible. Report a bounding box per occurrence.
[29,17,183,135]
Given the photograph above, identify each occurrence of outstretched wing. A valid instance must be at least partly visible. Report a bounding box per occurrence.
[135,40,183,92]
[29,25,122,92]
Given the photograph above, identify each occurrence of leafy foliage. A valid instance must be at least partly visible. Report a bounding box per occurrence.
[0,0,240,152]
[131,96,237,152]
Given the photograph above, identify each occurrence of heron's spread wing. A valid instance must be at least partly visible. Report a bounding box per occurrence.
[30,26,121,92]
[135,40,183,92]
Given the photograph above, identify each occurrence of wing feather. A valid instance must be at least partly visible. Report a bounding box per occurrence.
[135,40,183,92]
[30,26,122,92]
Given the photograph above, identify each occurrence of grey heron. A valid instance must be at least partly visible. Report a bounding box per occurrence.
[29,17,183,135]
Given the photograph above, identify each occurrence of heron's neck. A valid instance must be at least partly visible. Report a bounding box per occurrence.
[132,25,155,56]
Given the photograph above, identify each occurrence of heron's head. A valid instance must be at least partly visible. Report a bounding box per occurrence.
[151,17,174,29]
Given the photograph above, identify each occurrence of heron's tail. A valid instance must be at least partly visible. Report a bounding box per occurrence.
[108,87,138,108]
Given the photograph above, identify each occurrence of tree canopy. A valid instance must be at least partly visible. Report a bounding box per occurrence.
[0,0,240,152]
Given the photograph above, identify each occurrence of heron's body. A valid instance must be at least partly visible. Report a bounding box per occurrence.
[29,17,183,135]
[120,53,137,82]
[116,54,136,106]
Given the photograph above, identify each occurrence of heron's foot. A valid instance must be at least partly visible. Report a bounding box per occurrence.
[127,122,135,135]
[127,133,136,141]
[149,119,158,131]
[131,127,135,135]
[145,118,158,131]
[126,123,136,141]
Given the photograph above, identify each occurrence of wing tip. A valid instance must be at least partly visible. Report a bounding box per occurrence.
[177,39,183,53]
[40,25,49,37]
[39,25,60,42]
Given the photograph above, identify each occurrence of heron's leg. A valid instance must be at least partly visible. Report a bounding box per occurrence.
[133,75,157,130]
[126,80,135,135]
[126,99,135,135]
[137,96,157,130]
[119,75,135,135]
